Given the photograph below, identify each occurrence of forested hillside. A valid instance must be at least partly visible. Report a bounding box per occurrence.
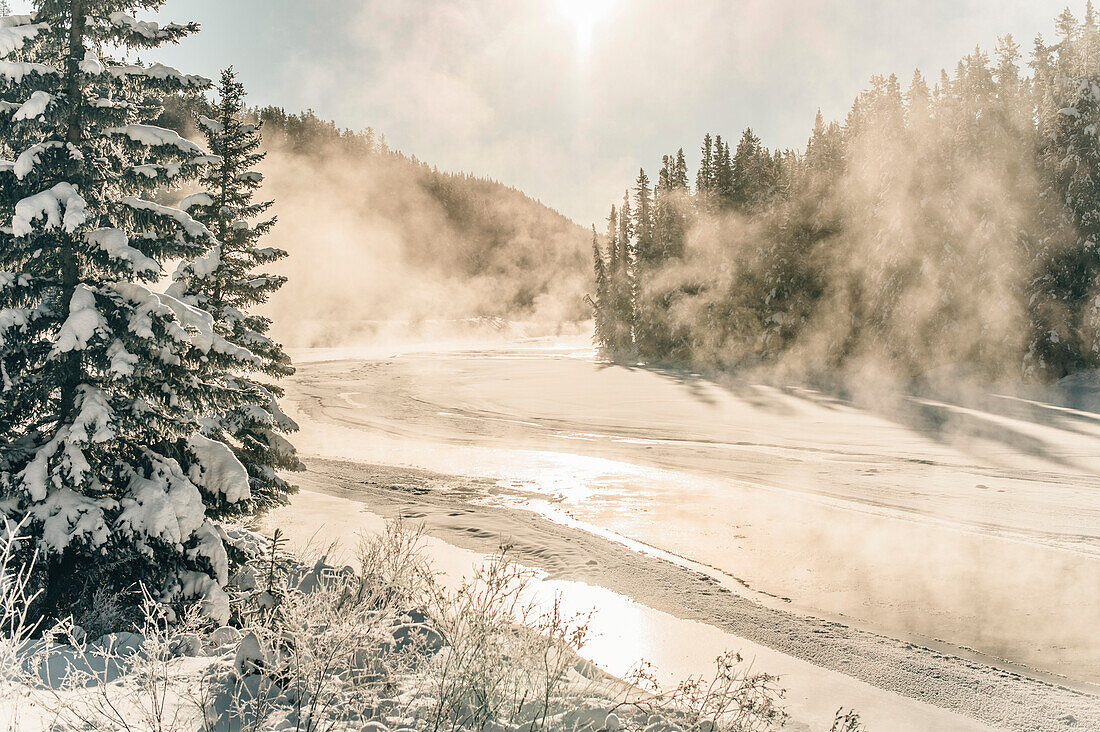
[160,100,591,346]
[593,5,1100,383]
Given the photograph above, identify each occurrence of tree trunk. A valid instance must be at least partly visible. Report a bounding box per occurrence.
[57,0,85,423]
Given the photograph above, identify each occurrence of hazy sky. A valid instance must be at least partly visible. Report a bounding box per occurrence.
[14,0,1064,225]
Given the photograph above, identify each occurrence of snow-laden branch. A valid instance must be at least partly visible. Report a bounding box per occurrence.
[179,192,214,212]
[107,62,208,88]
[187,433,250,504]
[11,140,82,180]
[0,307,30,348]
[0,59,58,82]
[107,123,203,155]
[13,182,88,236]
[11,90,51,121]
[0,20,47,59]
[108,281,260,364]
[86,227,160,275]
[107,11,186,42]
[120,196,214,240]
[51,284,108,356]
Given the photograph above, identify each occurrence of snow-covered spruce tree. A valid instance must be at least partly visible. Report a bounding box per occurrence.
[1026,75,1100,378]
[0,3,255,627]
[588,225,609,350]
[168,67,302,515]
[612,191,635,353]
[600,202,634,356]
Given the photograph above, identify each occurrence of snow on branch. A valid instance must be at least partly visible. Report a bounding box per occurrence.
[132,163,179,179]
[0,271,30,291]
[130,159,220,181]
[110,280,212,348]
[108,281,259,364]
[0,15,40,29]
[13,182,89,236]
[107,62,208,88]
[121,196,214,240]
[86,227,160,275]
[0,20,47,59]
[0,307,30,348]
[12,140,82,180]
[197,115,223,134]
[118,451,207,549]
[107,12,186,42]
[12,90,51,121]
[67,384,115,445]
[51,284,108,355]
[29,487,112,550]
[20,384,115,505]
[79,50,103,76]
[178,245,221,279]
[0,60,58,83]
[187,433,250,504]
[179,192,214,212]
[107,123,204,155]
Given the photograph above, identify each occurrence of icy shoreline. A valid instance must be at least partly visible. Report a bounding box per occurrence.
[270,461,1100,732]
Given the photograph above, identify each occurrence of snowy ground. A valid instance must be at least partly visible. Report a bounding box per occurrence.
[277,336,1100,731]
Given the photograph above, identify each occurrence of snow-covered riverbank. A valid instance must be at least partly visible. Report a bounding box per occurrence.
[277,337,1100,731]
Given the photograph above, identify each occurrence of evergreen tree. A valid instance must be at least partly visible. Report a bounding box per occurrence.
[905,71,932,129]
[589,226,609,350]
[0,2,253,625]
[653,151,688,260]
[805,110,827,171]
[606,203,619,274]
[658,155,672,191]
[603,204,633,354]
[731,128,769,211]
[1032,34,1059,137]
[672,148,689,189]
[168,68,302,515]
[696,133,714,195]
[1027,75,1100,377]
[617,190,633,266]
[632,171,661,358]
[818,122,844,178]
[632,168,654,263]
[994,36,1022,98]
[714,136,734,205]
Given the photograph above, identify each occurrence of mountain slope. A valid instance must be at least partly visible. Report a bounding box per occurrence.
[160,101,592,346]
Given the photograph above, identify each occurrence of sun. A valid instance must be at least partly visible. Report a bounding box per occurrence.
[555,0,613,48]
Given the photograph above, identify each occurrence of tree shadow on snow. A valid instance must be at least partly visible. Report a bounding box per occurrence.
[612,357,1100,472]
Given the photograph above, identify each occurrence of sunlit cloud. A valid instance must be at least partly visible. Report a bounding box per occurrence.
[149,0,1057,227]
[555,0,616,51]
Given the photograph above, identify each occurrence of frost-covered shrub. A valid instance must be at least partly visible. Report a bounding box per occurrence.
[29,588,207,732]
[615,652,788,732]
[195,521,795,732]
[0,519,799,732]
[0,519,42,731]
[0,4,257,627]
[419,550,595,732]
[202,521,439,731]
[829,708,865,732]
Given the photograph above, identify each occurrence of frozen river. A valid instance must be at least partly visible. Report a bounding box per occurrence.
[273,337,1100,731]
